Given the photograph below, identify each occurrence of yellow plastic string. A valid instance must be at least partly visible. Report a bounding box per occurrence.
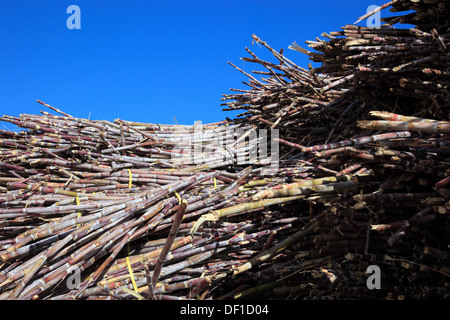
[126,256,139,294]
[127,169,132,189]
[76,195,81,228]
[173,190,186,223]
[124,242,140,296]
[214,177,217,189]
[174,190,182,204]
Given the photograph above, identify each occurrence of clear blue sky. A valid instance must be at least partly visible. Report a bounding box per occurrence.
[0,0,403,128]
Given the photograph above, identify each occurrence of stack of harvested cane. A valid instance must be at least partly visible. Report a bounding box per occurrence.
[1,0,449,300]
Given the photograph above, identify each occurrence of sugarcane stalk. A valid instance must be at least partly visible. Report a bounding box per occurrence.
[151,198,188,288]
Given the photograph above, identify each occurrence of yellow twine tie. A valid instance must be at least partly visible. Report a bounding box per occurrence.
[125,242,139,295]
[174,190,181,204]
[125,257,140,297]
[214,177,217,189]
[127,169,132,188]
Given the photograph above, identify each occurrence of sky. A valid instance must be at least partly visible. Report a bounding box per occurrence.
[0,0,408,129]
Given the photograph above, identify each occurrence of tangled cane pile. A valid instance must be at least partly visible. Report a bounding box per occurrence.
[1,0,449,300]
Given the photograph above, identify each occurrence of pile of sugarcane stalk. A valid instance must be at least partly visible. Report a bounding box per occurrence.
[220,0,449,300]
[1,0,449,300]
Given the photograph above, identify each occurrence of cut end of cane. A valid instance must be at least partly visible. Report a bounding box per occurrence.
[252,191,268,201]
[369,110,390,119]
[356,121,371,129]
[190,213,219,234]
[370,224,387,231]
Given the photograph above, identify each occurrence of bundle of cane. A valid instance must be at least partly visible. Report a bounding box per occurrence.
[1,0,449,300]
[218,0,449,300]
